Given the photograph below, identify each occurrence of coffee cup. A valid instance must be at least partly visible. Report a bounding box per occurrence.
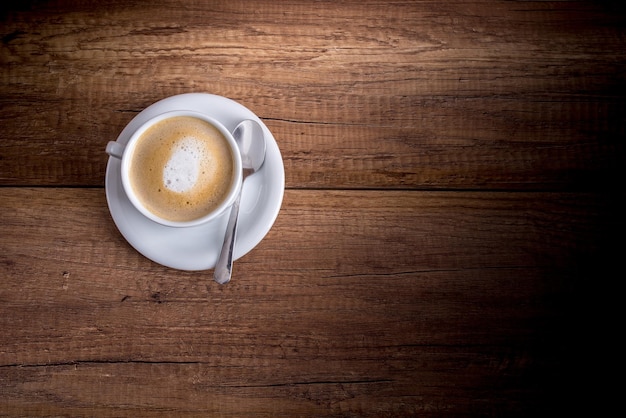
[106,110,242,227]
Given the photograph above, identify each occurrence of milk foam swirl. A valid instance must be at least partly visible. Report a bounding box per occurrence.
[163,137,204,193]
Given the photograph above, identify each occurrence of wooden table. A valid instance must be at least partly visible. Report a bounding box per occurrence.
[1,1,624,415]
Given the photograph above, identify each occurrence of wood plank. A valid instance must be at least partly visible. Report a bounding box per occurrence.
[0,187,617,414]
[1,1,624,188]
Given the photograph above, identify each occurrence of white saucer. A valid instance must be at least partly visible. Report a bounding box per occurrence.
[105,93,285,271]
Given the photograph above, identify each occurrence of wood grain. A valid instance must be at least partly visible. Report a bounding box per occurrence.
[1,0,624,189]
[1,188,617,415]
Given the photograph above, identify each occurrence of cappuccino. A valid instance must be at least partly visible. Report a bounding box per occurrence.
[129,116,235,222]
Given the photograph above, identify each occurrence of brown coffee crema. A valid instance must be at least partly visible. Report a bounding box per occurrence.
[129,116,234,222]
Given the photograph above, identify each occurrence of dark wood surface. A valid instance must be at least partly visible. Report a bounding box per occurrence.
[1,1,624,416]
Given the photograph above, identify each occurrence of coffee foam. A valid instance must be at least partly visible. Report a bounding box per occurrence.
[163,137,203,193]
[129,116,234,223]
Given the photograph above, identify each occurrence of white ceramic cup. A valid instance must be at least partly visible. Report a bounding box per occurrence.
[106,110,242,228]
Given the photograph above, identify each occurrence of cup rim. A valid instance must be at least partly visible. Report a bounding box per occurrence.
[119,110,243,228]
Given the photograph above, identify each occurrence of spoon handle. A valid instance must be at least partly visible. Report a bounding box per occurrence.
[214,189,242,284]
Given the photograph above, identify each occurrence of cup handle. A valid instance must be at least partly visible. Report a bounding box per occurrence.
[106,141,125,159]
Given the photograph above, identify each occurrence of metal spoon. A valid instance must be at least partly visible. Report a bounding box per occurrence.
[214,119,266,284]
